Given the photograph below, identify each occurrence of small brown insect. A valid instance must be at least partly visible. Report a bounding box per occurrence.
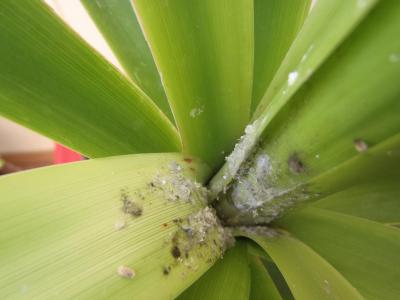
[183,158,193,163]
[288,153,305,174]
[163,265,171,275]
[354,138,368,153]
[117,266,135,279]
[171,246,181,258]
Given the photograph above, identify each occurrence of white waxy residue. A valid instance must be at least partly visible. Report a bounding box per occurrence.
[189,106,204,118]
[114,220,126,231]
[231,152,276,211]
[288,71,298,86]
[225,120,260,177]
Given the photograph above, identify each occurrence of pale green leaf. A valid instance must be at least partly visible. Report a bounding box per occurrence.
[248,254,282,300]
[81,0,173,122]
[0,0,180,157]
[0,153,228,299]
[251,0,310,111]
[209,0,392,200]
[131,0,254,170]
[314,180,400,223]
[278,207,400,300]
[256,0,399,184]
[239,231,364,300]
[178,241,250,300]
[253,0,379,117]
[212,0,400,223]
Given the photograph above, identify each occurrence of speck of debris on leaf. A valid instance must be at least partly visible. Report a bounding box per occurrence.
[354,138,368,153]
[171,246,181,258]
[121,190,143,217]
[163,207,234,275]
[237,226,280,239]
[173,218,183,224]
[288,153,305,174]
[163,265,171,275]
[114,220,126,231]
[117,265,135,279]
[148,161,208,205]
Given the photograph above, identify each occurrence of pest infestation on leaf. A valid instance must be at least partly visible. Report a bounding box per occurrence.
[354,138,369,153]
[120,189,143,217]
[117,266,136,279]
[0,0,399,299]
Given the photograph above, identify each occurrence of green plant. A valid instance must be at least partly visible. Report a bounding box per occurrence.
[0,0,399,299]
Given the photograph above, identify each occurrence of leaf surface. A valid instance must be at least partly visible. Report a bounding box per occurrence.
[81,0,173,121]
[0,153,226,299]
[254,0,379,117]
[314,180,400,224]
[132,0,254,170]
[212,0,400,222]
[239,231,363,300]
[278,207,400,300]
[0,0,180,157]
[178,241,250,300]
[251,0,310,111]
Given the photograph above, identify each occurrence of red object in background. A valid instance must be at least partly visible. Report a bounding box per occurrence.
[54,144,83,164]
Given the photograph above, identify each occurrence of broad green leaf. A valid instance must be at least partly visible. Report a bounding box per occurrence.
[248,254,282,300]
[238,231,363,300]
[81,0,173,122]
[257,0,400,182]
[215,130,400,225]
[314,180,400,224]
[178,241,250,300]
[209,0,387,200]
[131,0,254,170]
[212,0,400,223]
[278,207,400,300]
[251,0,310,111]
[253,0,379,117]
[0,0,180,158]
[0,153,230,299]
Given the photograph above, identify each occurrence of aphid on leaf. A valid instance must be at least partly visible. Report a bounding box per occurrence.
[354,138,368,153]
[117,266,135,279]
[171,246,181,258]
[288,153,305,174]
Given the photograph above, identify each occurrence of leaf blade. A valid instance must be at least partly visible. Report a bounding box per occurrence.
[251,0,310,111]
[253,0,379,117]
[212,0,400,222]
[313,180,400,224]
[0,153,226,299]
[132,0,254,170]
[178,241,250,300]
[278,207,400,300]
[239,231,364,300]
[81,0,173,122]
[0,0,180,157]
